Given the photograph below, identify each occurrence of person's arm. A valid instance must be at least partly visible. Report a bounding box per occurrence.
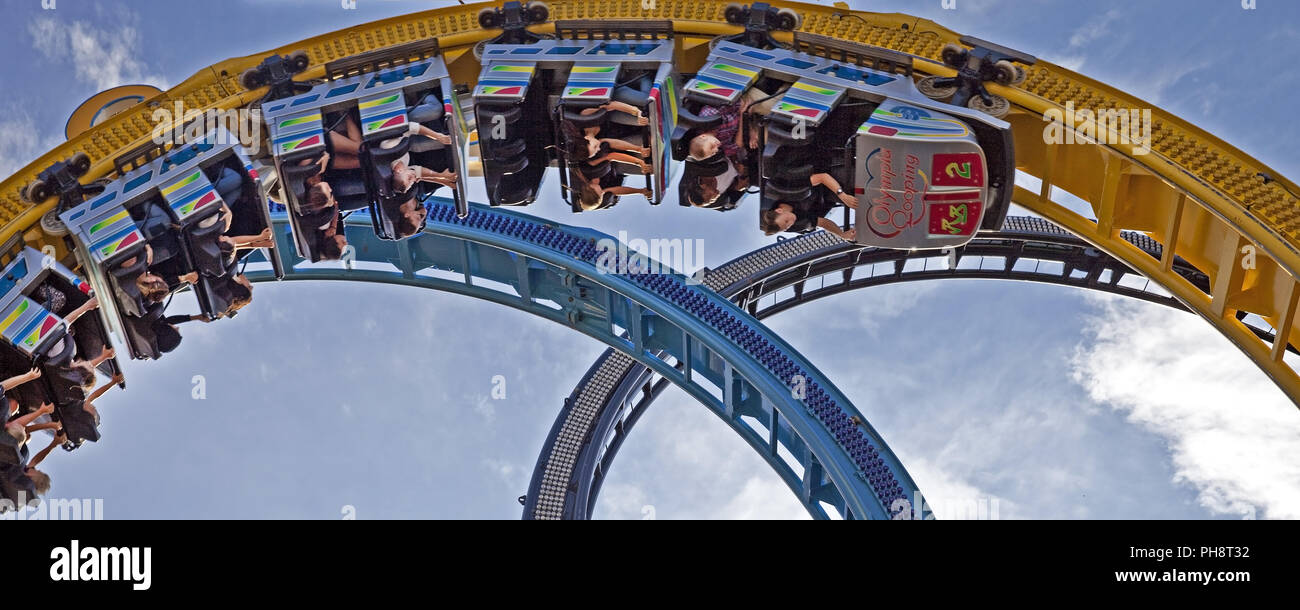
[62,296,100,326]
[144,244,154,266]
[600,152,652,173]
[600,101,649,125]
[83,377,117,405]
[816,216,850,239]
[25,422,61,435]
[27,432,65,469]
[178,271,199,285]
[87,347,115,368]
[296,152,329,174]
[227,229,275,250]
[599,138,650,157]
[810,173,857,208]
[164,313,208,325]
[2,368,41,391]
[8,402,54,429]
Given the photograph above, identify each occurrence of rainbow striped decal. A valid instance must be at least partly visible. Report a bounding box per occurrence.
[790,81,839,98]
[687,78,738,101]
[87,209,131,240]
[92,224,143,261]
[159,169,221,221]
[706,63,757,80]
[773,97,831,122]
[859,105,970,139]
[168,183,222,220]
[159,170,202,200]
[478,85,523,96]
[277,113,322,131]
[272,111,325,155]
[19,310,61,350]
[770,78,845,125]
[276,133,323,154]
[488,64,533,74]
[562,63,617,102]
[489,64,534,74]
[687,61,758,104]
[359,93,407,136]
[563,86,610,97]
[0,298,30,338]
[475,63,534,100]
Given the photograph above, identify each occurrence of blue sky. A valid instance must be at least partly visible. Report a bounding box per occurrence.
[2,0,1297,519]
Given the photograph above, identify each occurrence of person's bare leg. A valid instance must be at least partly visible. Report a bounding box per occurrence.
[328,118,363,156]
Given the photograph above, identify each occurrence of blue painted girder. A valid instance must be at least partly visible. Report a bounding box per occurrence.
[242,200,920,520]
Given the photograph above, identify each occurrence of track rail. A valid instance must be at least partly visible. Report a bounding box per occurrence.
[537,216,1291,519]
[4,1,1296,405]
[243,201,924,519]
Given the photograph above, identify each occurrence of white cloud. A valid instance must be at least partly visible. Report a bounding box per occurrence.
[714,476,810,520]
[904,457,1019,520]
[0,107,63,177]
[1070,296,1300,519]
[27,14,168,92]
[1067,9,1121,49]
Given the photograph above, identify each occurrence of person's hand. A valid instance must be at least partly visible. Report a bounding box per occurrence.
[638,147,651,157]
[102,348,116,360]
[434,132,452,145]
[84,296,99,310]
[111,373,125,385]
[639,163,652,173]
[26,367,41,380]
[38,403,55,415]
[54,432,68,444]
[842,228,857,241]
[838,191,857,208]
[636,115,649,126]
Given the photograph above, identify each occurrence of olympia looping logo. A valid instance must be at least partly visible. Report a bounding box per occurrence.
[49,540,152,591]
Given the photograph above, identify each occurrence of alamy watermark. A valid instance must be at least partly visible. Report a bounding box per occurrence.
[595,231,707,284]
[1043,101,1152,155]
[891,493,1000,520]
[0,493,105,520]
[150,102,262,154]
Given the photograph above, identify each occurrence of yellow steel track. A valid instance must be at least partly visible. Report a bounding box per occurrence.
[4,0,1299,404]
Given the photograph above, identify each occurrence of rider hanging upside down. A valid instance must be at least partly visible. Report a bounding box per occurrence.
[761,173,859,240]
[328,115,459,193]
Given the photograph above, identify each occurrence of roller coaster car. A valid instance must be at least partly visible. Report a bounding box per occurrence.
[681,33,1015,248]
[0,246,121,447]
[472,20,679,209]
[58,126,283,359]
[260,39,469,248]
